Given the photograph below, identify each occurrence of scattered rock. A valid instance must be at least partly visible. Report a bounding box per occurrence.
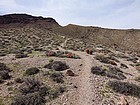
[15,53,28,58]
[66,70,75,76]
[79,64,83,66]
[55,48,59,50]
[73,85,78,88]
[108,60,117,66]
[85,49,93,55]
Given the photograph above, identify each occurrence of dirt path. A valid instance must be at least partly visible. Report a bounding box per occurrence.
[74,52,94,105]
[58,47,95,105]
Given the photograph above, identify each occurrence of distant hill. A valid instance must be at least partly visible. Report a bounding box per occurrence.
[0,13,140,52]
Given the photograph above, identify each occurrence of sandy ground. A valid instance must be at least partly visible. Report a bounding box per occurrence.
[0,47,140,105]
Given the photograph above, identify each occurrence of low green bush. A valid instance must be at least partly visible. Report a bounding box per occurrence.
[25,67,40,75]
[107,80,140,98]
[44,61,69,71]
[91,65,126,80]
[15,53,28,58]
[49,71,64,83]
[11,92,46,105]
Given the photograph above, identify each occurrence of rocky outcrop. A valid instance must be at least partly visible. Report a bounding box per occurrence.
[0,14,58,24]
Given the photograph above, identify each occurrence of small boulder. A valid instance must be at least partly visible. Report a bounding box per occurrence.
[108,60,117,66]
[85,49,89,54]
[66,70,75,76]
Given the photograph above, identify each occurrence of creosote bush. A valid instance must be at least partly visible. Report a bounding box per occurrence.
[49,86,66,99]
[44,70,64,83]
[91,66,106,76]
[25,67,40,75]
[0,71,10,79]
[12,77,50,105]
[11,92,45,105]
[49,71,64,83]
[95,55,119,64]
[44,61,69,71]
[0,63,11,80]
[127,57,138,63]
[107,80,140,98]
[0,63,11,72]
[19,77,42,94]
[120,63,128,69]
[14,78,24,83]
[91,65,126,80]
[15,53,28,58]
[12,77,66,105]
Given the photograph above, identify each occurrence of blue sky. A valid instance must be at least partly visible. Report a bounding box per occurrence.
[0,0,140,29]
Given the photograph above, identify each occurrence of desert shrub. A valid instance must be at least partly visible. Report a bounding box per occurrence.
[64,51,69,54]
[15,53,28,58]
[14,78,24,83]
[95,55,118,65]
[95,55,110,63]
[0,71,10,79]
[91,65,126,80]
[0,63,11,80]
[49,71,64,83]
[56,51,64,57]
[11,92,45,105]
[49,59,54,63]
[19,77,51,96]
[107,80,140,98]
[105,66,126,80]
[0,52,7,56]
[39,86,51,96]
[0,77,3,83]
[127,57,138,63]
[91,66,106,76]
[19,77,42,94]
[34,47,43,51]
[120,63,128,69]
[49,86,66,99]
[0,63,11,72]
[12,77,52,105]
[44,61,69,71]
[44,63,52,69]
[107,56,119,62]
[116,53,129,59]
[25,67,40,75]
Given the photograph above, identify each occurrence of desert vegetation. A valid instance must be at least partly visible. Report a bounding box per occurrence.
[107,80,140,98]
[0,14,140,105]
[91,65,126,80]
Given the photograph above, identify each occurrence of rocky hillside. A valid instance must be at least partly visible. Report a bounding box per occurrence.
[0,14,140,105]
[53,24,140,52]
[0,13,140,54]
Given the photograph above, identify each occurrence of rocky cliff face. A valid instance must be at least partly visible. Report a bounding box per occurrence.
[0,14,58,24]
